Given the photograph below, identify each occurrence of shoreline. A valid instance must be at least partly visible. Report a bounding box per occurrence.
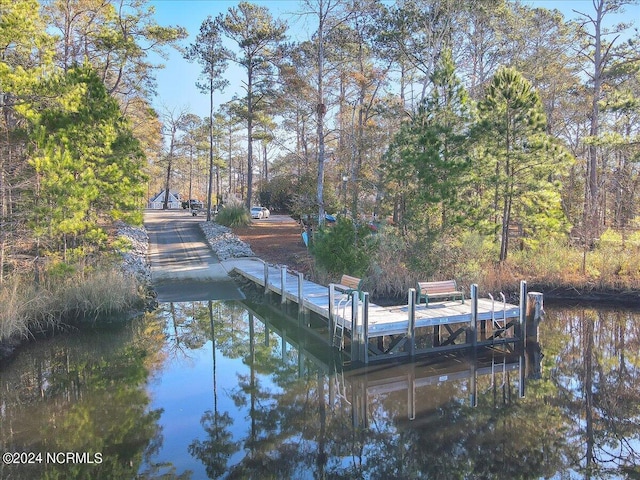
[3,219,640,363]
[0,222,156,363]
[0,219,255,362]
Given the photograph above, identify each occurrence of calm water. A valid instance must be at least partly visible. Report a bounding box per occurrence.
[1,297,639,479]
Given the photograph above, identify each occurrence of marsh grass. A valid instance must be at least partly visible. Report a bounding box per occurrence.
[0,267,143,344]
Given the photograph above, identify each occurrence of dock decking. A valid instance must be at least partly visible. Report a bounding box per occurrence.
[233,259,540,364]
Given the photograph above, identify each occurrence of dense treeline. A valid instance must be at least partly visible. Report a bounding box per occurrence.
[0,0,184,342]
[2,0,640,311]
[1,0,184,273]
[179,0,640,294]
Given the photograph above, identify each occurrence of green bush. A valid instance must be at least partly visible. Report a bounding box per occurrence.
[311,217,377,277]
[216,204,250,227]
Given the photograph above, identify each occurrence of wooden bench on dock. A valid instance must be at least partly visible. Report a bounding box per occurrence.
[334,274,364,299]
[416,280,464,306]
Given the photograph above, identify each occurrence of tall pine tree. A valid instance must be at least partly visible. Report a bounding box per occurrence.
[474,67,570,261]
[386,50,471,236]
[31,66,146,258]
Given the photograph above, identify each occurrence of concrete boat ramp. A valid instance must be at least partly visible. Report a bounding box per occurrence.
[232,259,541,365]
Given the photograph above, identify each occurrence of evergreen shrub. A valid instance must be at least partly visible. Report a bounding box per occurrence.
[311,217,376,277]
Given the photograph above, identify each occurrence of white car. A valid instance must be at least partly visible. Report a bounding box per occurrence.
[250,206,270,219]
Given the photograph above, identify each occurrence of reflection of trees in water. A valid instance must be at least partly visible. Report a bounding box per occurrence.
[543,307,640,477]
[188,411,237,479]
[178,307,556,479]
[168,302,640,479]
[0,311,183,479]
[187,301,240,479]
[163,302,212,355]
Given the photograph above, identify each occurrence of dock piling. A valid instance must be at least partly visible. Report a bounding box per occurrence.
[470,284,478,347]
[408,288,416,357]
[281,267,287,304]
[263,261,269,294]
[525,292,544,345]
[363,292,370,365]
[350,291,361,363]
[525,291,544,379]
[328,283,336,345]
[517,281,528,340]
[298,272,304,314]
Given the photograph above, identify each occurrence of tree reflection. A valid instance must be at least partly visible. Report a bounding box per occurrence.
[188,411,237,479]
[543,306,640,477]
[159,298,638,479]
[40,298,633,480]
[0,311,189,479]
[189,302,640,479]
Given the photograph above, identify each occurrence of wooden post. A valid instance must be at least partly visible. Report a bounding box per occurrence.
[298,272,304,314]
[470,284,478,348]
[263,261,269,294]
[362,292,369,365]
[525,291,544,380]
[350,291,361,363]
[517,280,528,341]
[281,266,287,304]
[525,292,544,345]
[408,288,416,357]
[328,283,336,346]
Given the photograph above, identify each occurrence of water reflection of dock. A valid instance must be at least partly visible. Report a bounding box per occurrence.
[234,260,543,365]
[342,353,526,427]
[243,300,537,427]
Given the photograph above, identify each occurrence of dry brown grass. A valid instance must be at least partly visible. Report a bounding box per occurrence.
[0,268,143,343]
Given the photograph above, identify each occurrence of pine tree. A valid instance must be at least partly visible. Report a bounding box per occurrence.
[474,67,570,261]
[31,66,146,258]
[386,50,471,235]
[217,2,286,210]
[185,16,228,221]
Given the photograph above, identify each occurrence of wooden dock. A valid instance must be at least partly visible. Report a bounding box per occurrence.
[232,259,542,364]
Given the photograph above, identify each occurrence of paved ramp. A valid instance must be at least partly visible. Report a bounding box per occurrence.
[145,210,244,302]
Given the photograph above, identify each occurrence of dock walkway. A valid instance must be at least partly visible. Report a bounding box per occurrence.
[233,260,536,364]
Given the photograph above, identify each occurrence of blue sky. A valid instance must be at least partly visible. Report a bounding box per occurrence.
[149,1,302,118]
[148,0,640,120]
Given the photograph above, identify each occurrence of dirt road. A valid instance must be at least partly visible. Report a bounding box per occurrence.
[232,216,312,274]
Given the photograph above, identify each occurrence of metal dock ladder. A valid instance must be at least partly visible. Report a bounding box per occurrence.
[488,292,508,341]
[332,293,352,349]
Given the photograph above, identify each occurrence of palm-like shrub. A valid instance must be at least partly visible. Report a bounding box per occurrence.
[216,204,250,227]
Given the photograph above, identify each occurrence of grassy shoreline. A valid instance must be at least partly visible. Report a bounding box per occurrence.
[0,266,150,361]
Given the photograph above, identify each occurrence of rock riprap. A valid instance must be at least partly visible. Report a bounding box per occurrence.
[199,222,255,261]
[116,221,151,285]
